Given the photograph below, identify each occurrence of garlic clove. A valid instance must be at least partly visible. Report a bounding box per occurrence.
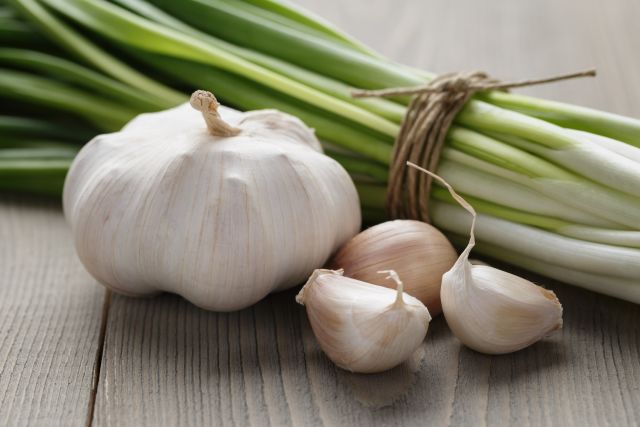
[442,263,563,354]
[328,219,457,315]
[407,162,563,355]
[296,269,431,374]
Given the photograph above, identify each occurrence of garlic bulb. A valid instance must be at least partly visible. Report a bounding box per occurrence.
[63,91,361,311]
[296,269,431,373]
[329,219,457,315]
[407,162,563,354]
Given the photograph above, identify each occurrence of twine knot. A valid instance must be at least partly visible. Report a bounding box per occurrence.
[352,68,596,222]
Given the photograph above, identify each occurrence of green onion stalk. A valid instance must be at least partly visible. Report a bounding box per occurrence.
[2,0,640,302]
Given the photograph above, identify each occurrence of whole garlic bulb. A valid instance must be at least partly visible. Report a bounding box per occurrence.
[408,162,562,354]
[296,269,431,373]
[329,219,457,314]
[64,91,361,311]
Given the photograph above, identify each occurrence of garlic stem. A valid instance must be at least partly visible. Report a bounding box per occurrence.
[189,90,241,137]
[406,161,477,259]
[377,269,404,307]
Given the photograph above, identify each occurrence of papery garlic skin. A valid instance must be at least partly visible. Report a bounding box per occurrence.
[297,269,431,373]
[64,97,361,311]
[329,219,457,315]
[442,263,563,355]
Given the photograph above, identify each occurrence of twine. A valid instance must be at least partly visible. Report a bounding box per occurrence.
[352,69,596,222]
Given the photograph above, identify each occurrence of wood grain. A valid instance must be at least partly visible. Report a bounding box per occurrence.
[93,279,640,426]
[0,196,107,426]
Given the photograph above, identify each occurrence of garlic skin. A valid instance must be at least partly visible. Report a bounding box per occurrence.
[329,219,457,315]
[296,269,431,373]
[64,91,361,311]
[442,262,563,354]
[407,162,563,355]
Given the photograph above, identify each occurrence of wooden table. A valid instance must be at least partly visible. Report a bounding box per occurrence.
[2,0,639,425]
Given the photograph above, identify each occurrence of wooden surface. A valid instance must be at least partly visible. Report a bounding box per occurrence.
[2,0,640,426]
[0,198,107,426]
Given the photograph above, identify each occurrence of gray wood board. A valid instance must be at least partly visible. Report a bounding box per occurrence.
[93,283,640,426]
[0,197,107,426]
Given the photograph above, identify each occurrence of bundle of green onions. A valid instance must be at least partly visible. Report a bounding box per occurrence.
[2,0,639,302]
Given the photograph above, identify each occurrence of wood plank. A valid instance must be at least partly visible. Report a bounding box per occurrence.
[94,281,640,426]
[0,196,107,426]
[93,0,640,425]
